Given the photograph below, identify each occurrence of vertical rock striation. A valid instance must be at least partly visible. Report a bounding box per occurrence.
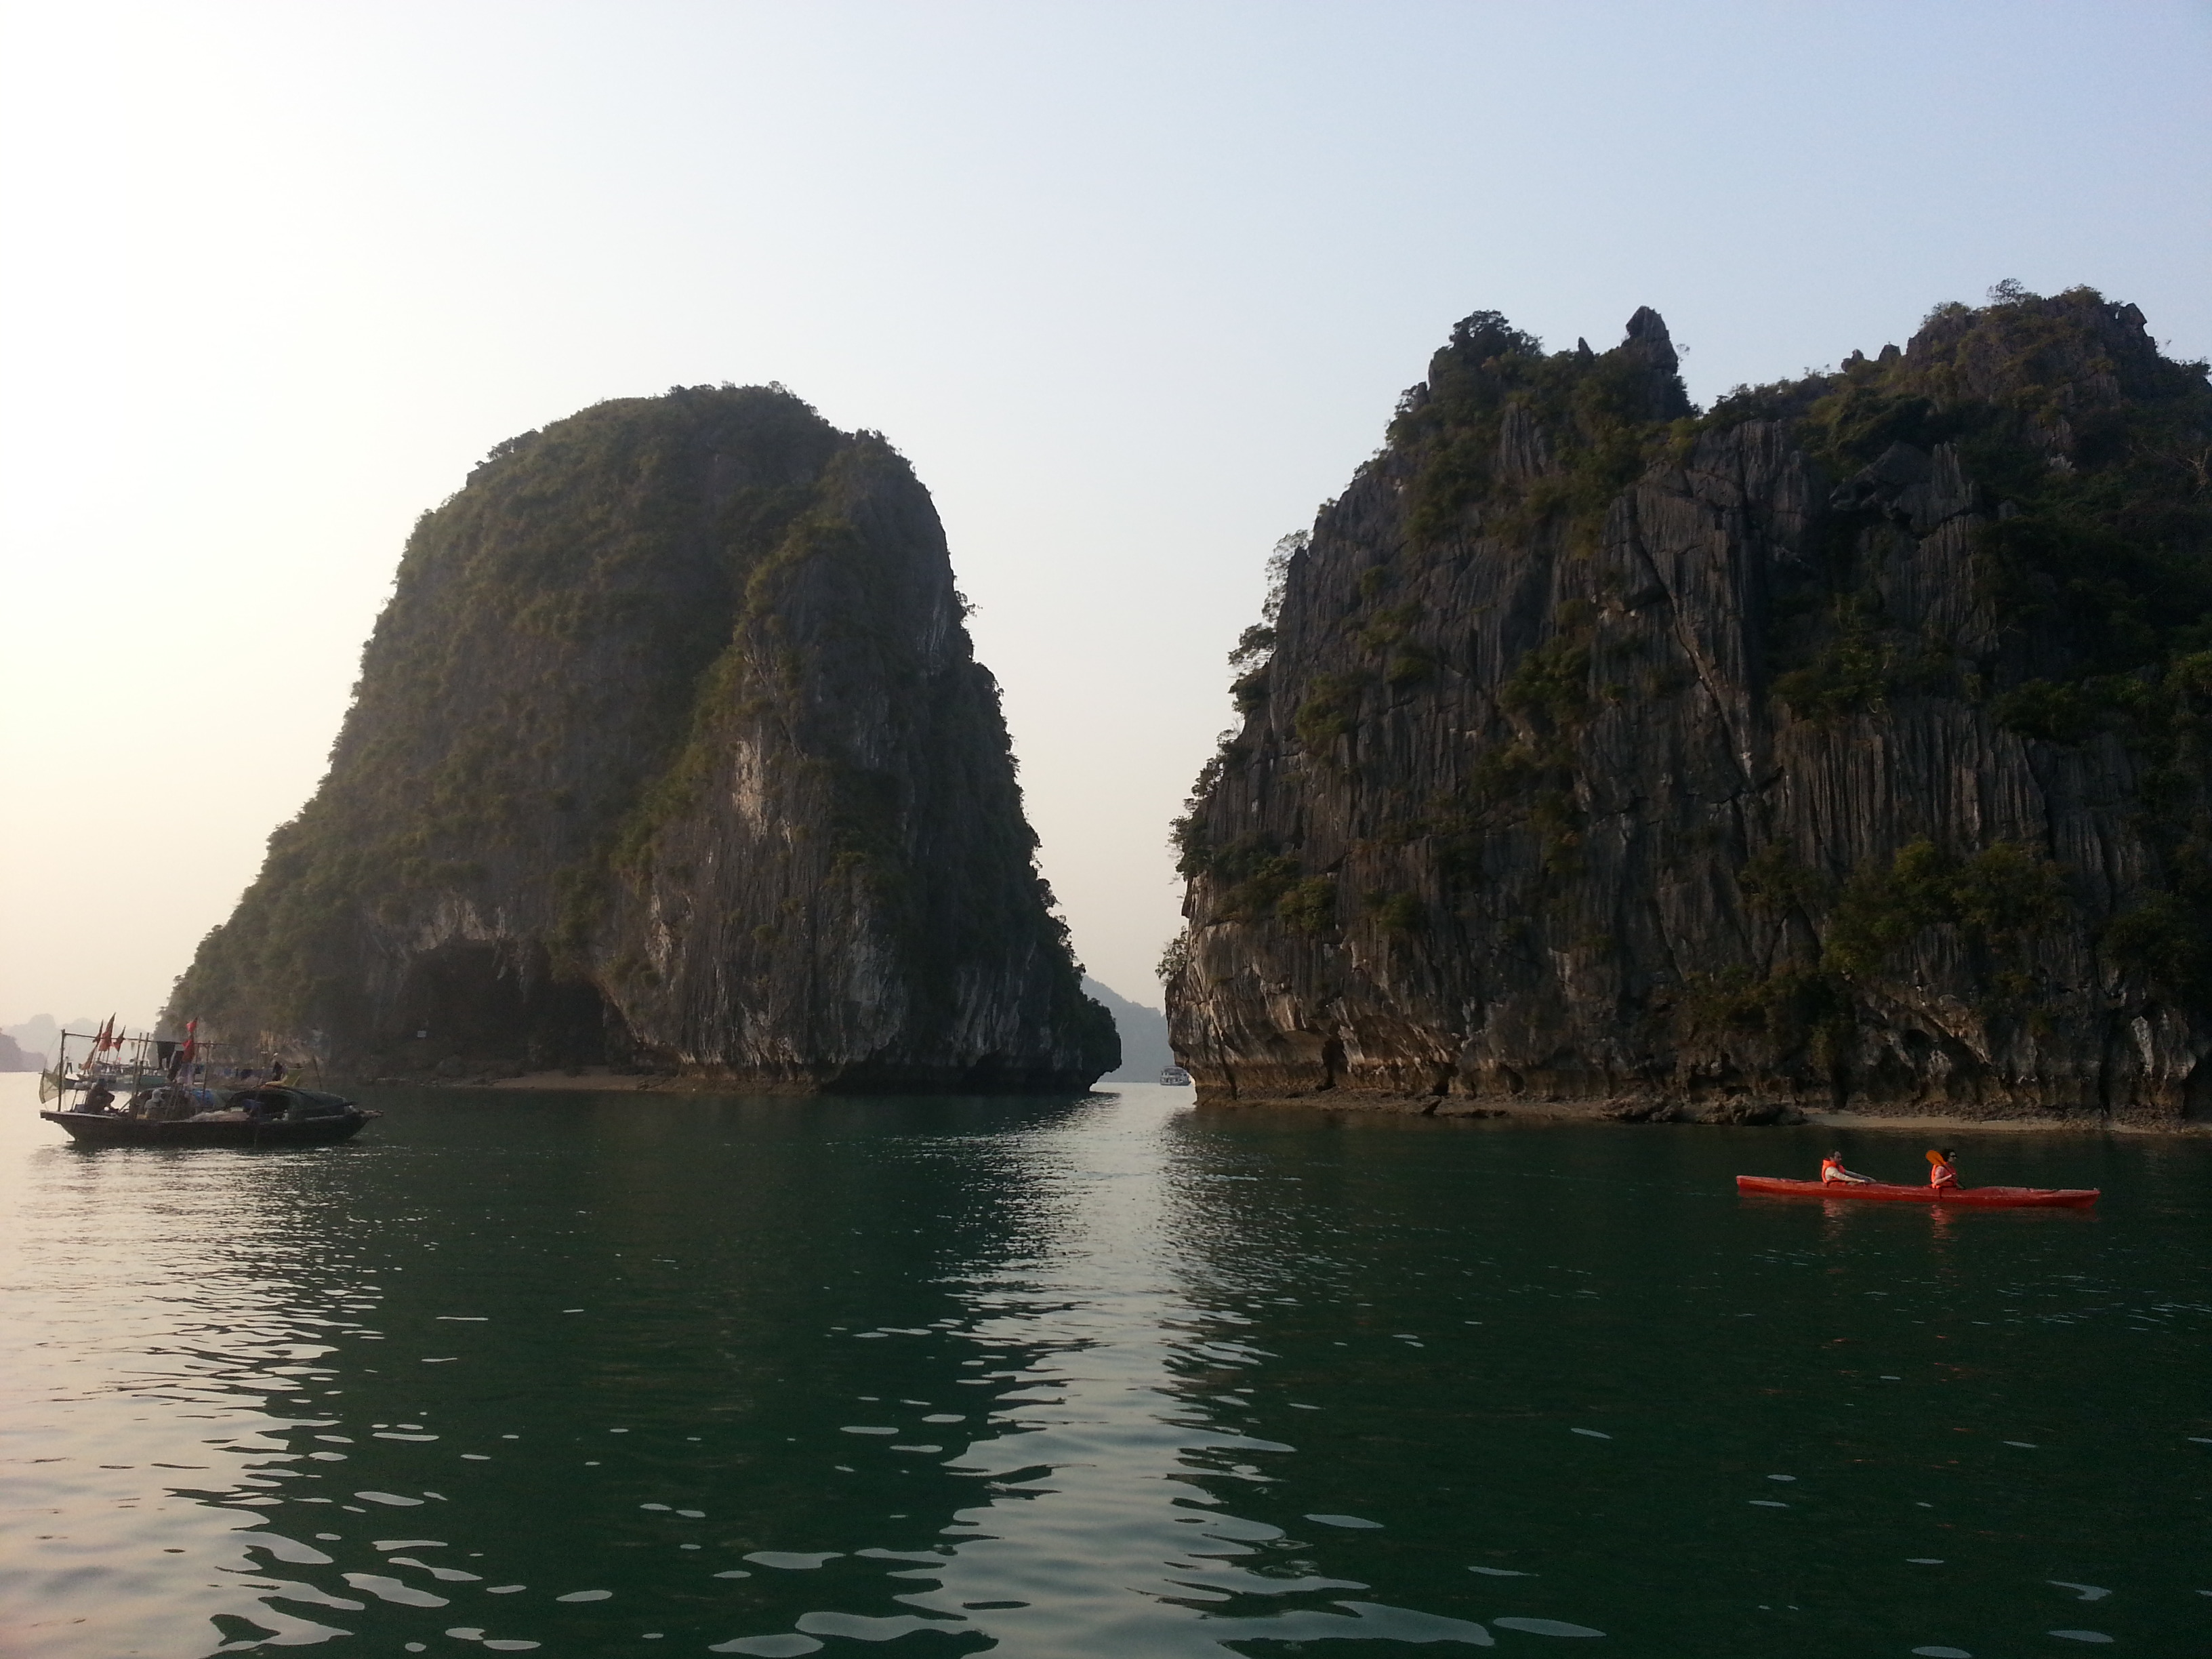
[1166,290,2212,1126]
[170,385,1117,1089]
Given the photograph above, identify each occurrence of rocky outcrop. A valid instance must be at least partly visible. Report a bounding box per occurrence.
[1166,290,2212,1126]
[169,386,1116,1090]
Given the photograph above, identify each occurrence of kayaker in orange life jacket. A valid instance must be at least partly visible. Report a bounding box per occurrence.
[1820,1151,1873,1185]
[1927,1148,1960,1191]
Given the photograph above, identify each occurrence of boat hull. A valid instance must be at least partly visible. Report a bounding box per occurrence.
[1736,1176,2098,1208]
[39,1111,372,1149]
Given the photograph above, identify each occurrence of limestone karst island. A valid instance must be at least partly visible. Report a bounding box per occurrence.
[167,387,1119,1092]
[1166,287,2212,1129]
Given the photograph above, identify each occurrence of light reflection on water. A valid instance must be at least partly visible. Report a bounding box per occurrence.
[1,1076,2207,1656]
[838,1092,1486,1658]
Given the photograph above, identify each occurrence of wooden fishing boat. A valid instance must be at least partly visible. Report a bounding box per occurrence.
[36,1022,373,1149]
[41,1090,377,1148]
[1736,1175,2099,1208]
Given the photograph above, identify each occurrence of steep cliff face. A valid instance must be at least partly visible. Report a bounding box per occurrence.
[1166,290,2212,1126]
[171,386,1117,1090]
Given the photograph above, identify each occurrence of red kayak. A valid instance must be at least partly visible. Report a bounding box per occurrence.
[1736,1176,2100,1208]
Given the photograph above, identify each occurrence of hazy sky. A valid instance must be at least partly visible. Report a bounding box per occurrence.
[3,1,2208,1030]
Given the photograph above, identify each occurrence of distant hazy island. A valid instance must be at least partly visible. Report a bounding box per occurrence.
[0,1014,89,1072]
[167,388,1115,1091]
[1165,287,2212,1128]
[1083,978,1173,1081]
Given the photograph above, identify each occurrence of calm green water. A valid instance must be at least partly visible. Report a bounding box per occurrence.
[3,1077,2208,1658]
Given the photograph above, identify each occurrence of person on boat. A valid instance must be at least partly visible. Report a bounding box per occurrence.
[82,1080,117,1113]
[145,1086,196,1122]
[1927,1148,1960,1191]
[1820,1150,1872,1185]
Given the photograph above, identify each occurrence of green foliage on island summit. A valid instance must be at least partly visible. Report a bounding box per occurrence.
[1715,287,2212,719]
[1389,307,1694,551]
